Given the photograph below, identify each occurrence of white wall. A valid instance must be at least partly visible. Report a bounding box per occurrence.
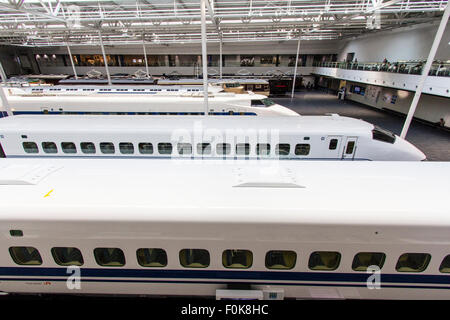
[338,21,450,62]
[345,82,450,125]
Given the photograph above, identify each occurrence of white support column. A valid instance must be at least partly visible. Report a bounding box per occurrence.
[65,42,78,80]
[142,37,150,78]
[0,61,7,84]
[200,0,209,116]
[219,35,223,79]
[0,85,12,116]
[98,30,112,85]
[400,4,450,138]
[290,34,301,99]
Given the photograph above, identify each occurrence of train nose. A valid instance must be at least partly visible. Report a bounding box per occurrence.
[395,137,426,161]
[268,104,300,116]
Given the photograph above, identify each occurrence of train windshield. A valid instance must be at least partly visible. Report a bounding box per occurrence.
[251,98,275,107]
[372,126,396,144]
[262,98,275,107]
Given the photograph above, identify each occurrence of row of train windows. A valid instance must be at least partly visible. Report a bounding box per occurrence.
[7,246,450,273]
[22,142,313,156]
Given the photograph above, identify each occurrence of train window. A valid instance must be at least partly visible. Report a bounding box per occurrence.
[179,249,210,268]
[100,142,115,154]
[261,98,275,107]
[329,139,338,150]
[265,250,296,270]
[158,143,173,155]
[308,251,341,271]
[295,144,310,156]
[51,247,84,266]
[197,143,211,155]
[42,142,58,154]
[23,142,38,154]
[138,143,153,154]
[216,143,231,155]
[396,253,431,272]
[80,142,96,154]
[94,248,126,267]
[251,100,265,107]
[61,142,77,154]
[439,255,450,273]
[352,252,386,271]
[177,143,192,155]
[223,250,253,269]
[345,141,355,154]
[9,247,42,265]
[256,144,270,156]
[9,230,23,237]
[137,248,167,267]
[372,126,396,144]
[119,142,134,154]
[236,143,250,155]
[276,144,290,156]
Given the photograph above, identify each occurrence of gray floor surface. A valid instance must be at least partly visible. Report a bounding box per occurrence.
[272,90,450,161]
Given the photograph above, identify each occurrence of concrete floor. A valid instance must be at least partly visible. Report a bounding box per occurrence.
[273,90,450,161]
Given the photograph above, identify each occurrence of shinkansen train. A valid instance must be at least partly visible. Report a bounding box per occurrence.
[0,115,425,161]
[0,158,448,299]
[0,85,296,117]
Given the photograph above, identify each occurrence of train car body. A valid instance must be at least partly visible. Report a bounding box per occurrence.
[0,159,448,299]
[0,85,296,117]
[0,115,425,161]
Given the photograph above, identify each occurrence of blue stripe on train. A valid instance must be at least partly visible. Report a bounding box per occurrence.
[0,267,449,287]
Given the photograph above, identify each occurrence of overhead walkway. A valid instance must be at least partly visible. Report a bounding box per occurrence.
[312,61,450,98]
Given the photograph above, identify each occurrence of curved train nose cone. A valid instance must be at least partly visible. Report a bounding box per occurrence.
[395,136,427,161]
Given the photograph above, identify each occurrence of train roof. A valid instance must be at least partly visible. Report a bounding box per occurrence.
[0,158,448,226]
[0,115,373,135]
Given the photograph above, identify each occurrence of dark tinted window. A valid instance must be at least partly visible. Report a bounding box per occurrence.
[61,142,77,154]
[345,141,355,154]
[295,144,310,156]
[51,247,84,266]
[352,252,386,271]
[265,250,296,270]
[216,143,231,155]
[119,142,134,154]
[197,143,211,155]
[276,144,290,156]
[439,255,450,273]
[94,248,125,267]
[137,248,167,267]
[80,142,96,154]
[9,247,42,265]
[100,142,115,154]
[236,143,250,155]
[396,253,431,272]
[372,126,396,144]
[329,139,338,150]
[0,143,5,158]
[256,143,270,156]
[222,249,253,269]
[138,143,153,154]
[308,251,341,271]
[42,142,57,153]
[23,142,38,153]
[251,100,265,107]
[179,249,210,268]
[158,143,172,155]
[177,143,192,155]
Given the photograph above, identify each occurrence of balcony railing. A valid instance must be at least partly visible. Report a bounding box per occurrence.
[313,60,450,77]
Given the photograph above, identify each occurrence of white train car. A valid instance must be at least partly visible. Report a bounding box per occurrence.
[0,85,297,117]
[0,115,425,161]
[0,158,448,299]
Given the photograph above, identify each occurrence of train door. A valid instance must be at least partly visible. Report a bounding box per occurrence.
[342,137,358,160]
[326,136,342,159]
